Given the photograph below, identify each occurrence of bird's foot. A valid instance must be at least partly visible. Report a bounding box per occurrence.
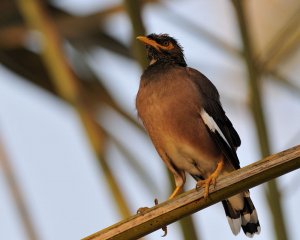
[137,199,167,237]
[136,198,158,215]
[136,198,160,215]
[136,207,149,215]
[196,175,216,199]
[196,159,224,199]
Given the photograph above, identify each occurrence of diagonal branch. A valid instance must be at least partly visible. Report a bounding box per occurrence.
[82,145,300,240]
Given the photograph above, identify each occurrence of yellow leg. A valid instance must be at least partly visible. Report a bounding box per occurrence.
[168,185,183,200]
[196,159,224,199]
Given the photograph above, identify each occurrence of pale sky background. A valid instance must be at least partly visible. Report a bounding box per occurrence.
[0,1,300,240]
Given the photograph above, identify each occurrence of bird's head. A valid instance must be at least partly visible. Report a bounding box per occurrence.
[137,33,186,67]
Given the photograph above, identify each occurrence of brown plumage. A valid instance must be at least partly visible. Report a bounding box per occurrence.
[136,33,260,237]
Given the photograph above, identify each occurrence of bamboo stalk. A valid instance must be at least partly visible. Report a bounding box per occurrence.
[231,1,288,240]
[17,0,79,104]
[123,0,147,69]
[83,145,300,240]
[17,0,131,219]
[0,135,39,240]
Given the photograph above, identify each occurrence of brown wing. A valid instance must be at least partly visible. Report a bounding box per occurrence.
[187,67,241,169]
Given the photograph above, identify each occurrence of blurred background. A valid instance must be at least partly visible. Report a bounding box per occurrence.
[0,0,299,239]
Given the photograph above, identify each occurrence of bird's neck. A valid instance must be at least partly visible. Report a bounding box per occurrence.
[141,59,186,86]
[149,58,187,68]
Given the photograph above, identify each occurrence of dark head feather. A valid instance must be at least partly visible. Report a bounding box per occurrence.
[144,33,186,67]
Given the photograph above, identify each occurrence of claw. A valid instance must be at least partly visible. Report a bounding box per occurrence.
[161,225,168,237]
[196,159,224,199]
[196,176,214,199]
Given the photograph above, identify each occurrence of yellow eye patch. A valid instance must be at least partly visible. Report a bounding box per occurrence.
[137,36,174,52]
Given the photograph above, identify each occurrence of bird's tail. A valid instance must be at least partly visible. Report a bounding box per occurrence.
[222,191,261,237]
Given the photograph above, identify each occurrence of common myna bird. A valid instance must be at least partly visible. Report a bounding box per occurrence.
[136,33,261,237]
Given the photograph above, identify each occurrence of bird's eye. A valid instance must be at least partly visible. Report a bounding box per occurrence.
[162,41,169,46]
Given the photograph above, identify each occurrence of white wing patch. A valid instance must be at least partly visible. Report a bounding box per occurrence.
[200,109,230,147]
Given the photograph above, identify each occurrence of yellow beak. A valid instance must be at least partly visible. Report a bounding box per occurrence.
[136,36,161,51]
